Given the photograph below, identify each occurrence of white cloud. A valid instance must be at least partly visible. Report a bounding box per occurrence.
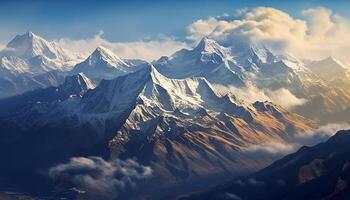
[187,7,350,62]
[56,31,189,61]
[244,141,295,156]
[266,88,306,109]
[48,156,152,200]
[213,84,270,103]
[244,123,350,157]
[214,84,306,109]
[186,17,219,42]
[0,43,5,51]
[293,123,350,145]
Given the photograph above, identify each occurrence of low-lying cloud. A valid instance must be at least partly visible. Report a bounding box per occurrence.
[48,156,152,200]
[244,123,350,157]
[187,7,350,63]
[267,88,307,109]
[213,84,306,109]
[56,31,189,61]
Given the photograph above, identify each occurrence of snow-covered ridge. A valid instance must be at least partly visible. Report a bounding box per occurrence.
[90,65,243,116]
[5,65,256,133]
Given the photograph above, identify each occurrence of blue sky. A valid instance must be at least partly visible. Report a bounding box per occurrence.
[1,0,350,43]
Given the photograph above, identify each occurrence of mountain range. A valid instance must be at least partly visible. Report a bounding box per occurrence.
[0,32,349,199]
[154,37,350,124]
[0,65,314,199]
[0,32,81,98]
[2,32,350,125]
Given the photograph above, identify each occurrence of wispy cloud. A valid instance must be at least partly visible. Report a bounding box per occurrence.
[187,7,350,63]
[56,31,189,61]
[47,156,152,200]
[225,192,243,200]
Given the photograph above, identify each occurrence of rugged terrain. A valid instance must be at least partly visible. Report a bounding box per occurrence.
[182,129,350,200]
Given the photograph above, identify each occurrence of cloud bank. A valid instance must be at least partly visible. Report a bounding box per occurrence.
[187,7,350,63]
[244,123,350,157]
[48,156,152,200]
[55,7,350,63]
[214,84,306,109]
[56,31,189,61]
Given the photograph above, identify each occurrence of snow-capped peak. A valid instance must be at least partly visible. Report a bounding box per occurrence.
[72,46,149,81]
[6,31,61,60]
[194,37,224,53]
[194,37,232,63]
[0,31,81,76]
[88,46,128,67]
[160,37,231,67]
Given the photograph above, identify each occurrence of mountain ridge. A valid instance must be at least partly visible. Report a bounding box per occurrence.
[181,129,350,200]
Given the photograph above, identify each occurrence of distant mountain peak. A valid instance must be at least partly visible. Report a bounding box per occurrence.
[195,37,221,51]
[0,32,82,78]
[320,56,347,68]
[2,31,79,68]
[88,46,128,67]
[7,31,47,49]
[5,31,55,59]
[72,46,149,81]
[193,37,229,57]
[94,45,113,56]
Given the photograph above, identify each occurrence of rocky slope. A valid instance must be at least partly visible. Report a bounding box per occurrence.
[182,129,350,200]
